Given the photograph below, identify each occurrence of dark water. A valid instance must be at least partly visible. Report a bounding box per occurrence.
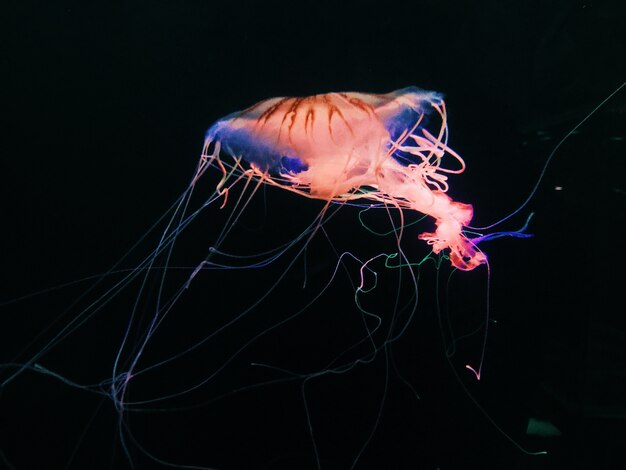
[2,2,625,469]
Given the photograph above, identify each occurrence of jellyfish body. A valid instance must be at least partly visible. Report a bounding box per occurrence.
[202,87,486,270]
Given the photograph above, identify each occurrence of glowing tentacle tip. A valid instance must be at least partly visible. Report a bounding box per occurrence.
[465,364,481,380]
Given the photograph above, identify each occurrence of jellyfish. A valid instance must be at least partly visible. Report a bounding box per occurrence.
[198,87,487,271]
[2,87,543,470]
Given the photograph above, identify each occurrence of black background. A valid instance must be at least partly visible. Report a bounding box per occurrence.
[2,1,625,469]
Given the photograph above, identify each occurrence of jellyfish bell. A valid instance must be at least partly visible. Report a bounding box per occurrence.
[201,87,488,271]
